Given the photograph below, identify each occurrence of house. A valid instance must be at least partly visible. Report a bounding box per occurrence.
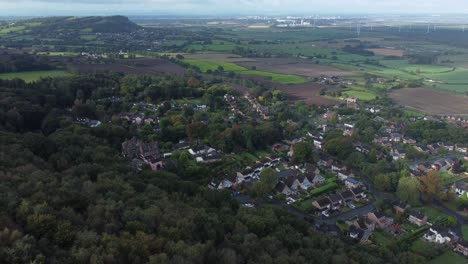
[391,146,407,161]
[349,225,361,240]
[340,190,355,204]
[349,217,374,243]
[351,187,366,200]
[143,155,164,171]
[276,182,293,196]
[337,171,353,181]
[122,137,160,160]
[328,194,343,210]
[173,140,190,150]
[210,174,239,190]
[455,240,468,256]
[408,210,428,227]
[312,197,331,212]
[432,159,448,171]
[122,137,163,171]
[424,226,455,244]
[403,138,417,145]
[284,175,302,192]
[189,146,216,156]
[367,212,394,229]
[456,145,467,153]
[393,202,409,215]
[313,139,323,149]
[311,174,326,186]
[345,178,361,189]
[331,163,346,172]
[297,175,312,190]
[390,133,402,143]
[196,152,222,164]
[277,169,298,180]
[455,181,468,198]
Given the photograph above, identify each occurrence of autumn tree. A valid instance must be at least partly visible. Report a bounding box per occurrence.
[419,171,443,203]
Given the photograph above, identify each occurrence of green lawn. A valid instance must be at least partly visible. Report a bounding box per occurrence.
[342,90,377,101]
[372,231,394,246]
[430,251,467,264]
[411,240,433,254]
[414,207,450,223]
[184,59,306,84]
[293,198,314,212]
[462,225,468,240]
[0,70,73,82]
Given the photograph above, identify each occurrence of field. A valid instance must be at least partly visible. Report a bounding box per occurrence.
[389,88,468,115]
[37,51,80,56]
[184,59,306,84]
[236,58,357,77]
[342,89,378,101]
[74,58,185,76]
[0,70,73,82]
[368,48,405,57]
[183,52,256,63]
[276,83,341,105]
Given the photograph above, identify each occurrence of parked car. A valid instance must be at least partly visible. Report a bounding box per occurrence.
[348,204,356,209]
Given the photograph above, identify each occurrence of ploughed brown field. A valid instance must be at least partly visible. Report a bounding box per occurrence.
[276,83,341,106]
[367,48,405,57]
[228,77,339,106]
[390,88,468,115]
[236,58,356,77]
[73,58,185,76]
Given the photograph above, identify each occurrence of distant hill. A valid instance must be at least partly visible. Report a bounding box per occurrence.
[26,16,141,33]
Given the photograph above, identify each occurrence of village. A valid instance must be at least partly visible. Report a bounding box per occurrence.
[80,80,468,258]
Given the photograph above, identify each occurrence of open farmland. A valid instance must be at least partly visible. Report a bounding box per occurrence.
[236,58,357,77]
[276,83,341,105]
[367,48,405,57]
[184,59,306,84]
[389,87,468,115]
[0,70,73,82]
[184,52,256,63]
[74,58,185,76]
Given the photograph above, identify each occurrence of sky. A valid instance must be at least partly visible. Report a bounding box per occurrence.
[1,0,468,16]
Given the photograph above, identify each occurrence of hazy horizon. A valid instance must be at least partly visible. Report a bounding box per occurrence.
[2,0,468,16]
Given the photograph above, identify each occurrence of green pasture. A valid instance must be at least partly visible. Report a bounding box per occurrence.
[0,70,73,82]
[184,59,306,84]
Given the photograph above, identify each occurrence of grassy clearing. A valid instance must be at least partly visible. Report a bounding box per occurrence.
[37,52,80,56]
[0,70,73,82]
[403,108,425,117]
[430,251,466,264]
[241,70,305,84]
[342,90,377,101]
[0,26,26,34]
[184,59,306,84]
